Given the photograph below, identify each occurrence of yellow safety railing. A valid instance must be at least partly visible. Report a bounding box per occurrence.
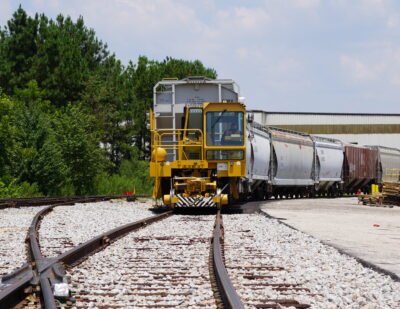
[384,168,400,183]
[152,129,204,161]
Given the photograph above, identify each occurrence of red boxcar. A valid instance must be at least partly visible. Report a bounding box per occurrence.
[343,145,378,193]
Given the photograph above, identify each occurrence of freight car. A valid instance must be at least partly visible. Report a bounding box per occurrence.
[312,136,344,195]
[245,124,345,198]
[368,146,400,183]
[342,144,378,194]
[149,77,400,208]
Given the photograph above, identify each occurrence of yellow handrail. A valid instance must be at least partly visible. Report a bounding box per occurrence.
[152,128,204,161]
[384,168,400,183]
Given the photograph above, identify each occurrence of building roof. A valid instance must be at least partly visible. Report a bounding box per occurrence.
[249,110,400,117]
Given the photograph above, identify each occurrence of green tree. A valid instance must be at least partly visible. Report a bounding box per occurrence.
[53,104,104,195]
[0,7,218,197]
[0,7,108,107]
[33,14,108,105]
[0,90,17,178]
[32,133,69,195]
[0,6,39,94]
[81,56,136,171]
[13,81,52,186]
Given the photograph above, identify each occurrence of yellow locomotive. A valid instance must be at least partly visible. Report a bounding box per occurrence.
[150,77,246,208]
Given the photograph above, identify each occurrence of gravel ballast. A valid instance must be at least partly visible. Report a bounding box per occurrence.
[39,199,154,257]
[67,214,216,309]
[223,213,400,309]
[0,206,46,277]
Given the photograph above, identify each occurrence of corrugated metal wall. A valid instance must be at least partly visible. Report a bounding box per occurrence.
[343,145,378,192]
[253,112,400,125]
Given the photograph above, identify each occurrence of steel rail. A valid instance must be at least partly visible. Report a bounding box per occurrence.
[0,198,96,309]
[0,265,34,309]
[0,195,152,209]
[0,204,171,309]
[211,211,244,309]
[56,210,173,266]
[38,210,173,309]
[27,197,117,309]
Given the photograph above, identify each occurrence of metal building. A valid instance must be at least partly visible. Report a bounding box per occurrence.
[250,111,400,149]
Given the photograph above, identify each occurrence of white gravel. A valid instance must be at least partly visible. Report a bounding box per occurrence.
[39,199,154,257]
[67,214,216,309]
[223,213,400,309]
[0,206,46,277]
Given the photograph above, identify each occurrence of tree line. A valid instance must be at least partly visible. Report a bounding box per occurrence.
[0,6,216,197]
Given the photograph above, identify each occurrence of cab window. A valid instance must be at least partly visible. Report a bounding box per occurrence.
[186,108,202,140]
[206,111,244,146]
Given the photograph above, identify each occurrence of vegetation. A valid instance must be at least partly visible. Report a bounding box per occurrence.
[0,6,217,197]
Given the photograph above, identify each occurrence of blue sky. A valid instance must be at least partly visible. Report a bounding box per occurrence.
[1,0,400,113]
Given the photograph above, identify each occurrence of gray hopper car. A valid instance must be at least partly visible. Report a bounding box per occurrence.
[244,121,400,199]
[312,136,344,194]
[244,124,345,198]
[368,146,400,183]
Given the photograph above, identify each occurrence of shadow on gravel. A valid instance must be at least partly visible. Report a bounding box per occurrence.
[148,199,272,215]
[149,206,244,215]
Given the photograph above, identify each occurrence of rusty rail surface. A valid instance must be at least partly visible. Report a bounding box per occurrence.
[211,211,245,309]
[0,196,168,309]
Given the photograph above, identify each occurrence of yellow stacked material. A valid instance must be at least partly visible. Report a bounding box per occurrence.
[358,193,384,206]
[384,168,400,183]
[382,182,400,206]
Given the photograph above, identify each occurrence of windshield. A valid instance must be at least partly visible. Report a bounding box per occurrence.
[206,111,244,146]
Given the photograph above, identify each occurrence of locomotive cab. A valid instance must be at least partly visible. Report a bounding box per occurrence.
[150,77,245,208]
[203,102,246,181]
[150,101,246,208]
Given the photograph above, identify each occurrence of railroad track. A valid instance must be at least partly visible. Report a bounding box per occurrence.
[0,198,171,308]
[68,213,215,308]
[0,195,153,210]
[64,210,246,309]
[3,199,395,308]
[223,213,314,308]
[0,196,120,209]
[210,212,311,309]
[0,199,246,308]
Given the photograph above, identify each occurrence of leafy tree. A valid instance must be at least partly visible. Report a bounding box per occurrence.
[33,14,108,105]
[32,133,69,195]
[53,104,104,195]
[0,6,108,107]
[13,81,52,186]
[81,56,136,171]
[0,6,39,94]
[0,90,17,178]
[0,7,218,197]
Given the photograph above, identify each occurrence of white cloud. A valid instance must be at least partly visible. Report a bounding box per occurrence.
[0,1,13,26]
[386,14,399,29]
[216,7,270,31]
[341,44,400,86]
[3,0,400,112]
[340,55,376,81]
[293,0,320,8]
